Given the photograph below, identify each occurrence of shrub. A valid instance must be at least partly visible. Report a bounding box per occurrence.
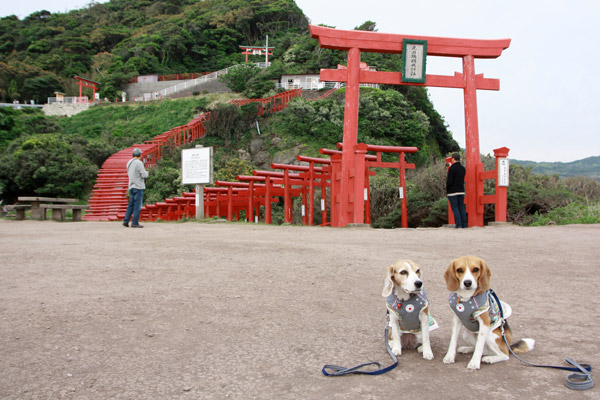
[204,103,259,146]
[0,133,97,201]
[144,159,185,205]
[214,158,254,183]
[219,64,260,93]
[529,201,600,226]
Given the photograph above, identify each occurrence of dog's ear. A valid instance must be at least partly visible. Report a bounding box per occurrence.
[444,260,460,292]
[382,265,395,297]
[476,258,492,293]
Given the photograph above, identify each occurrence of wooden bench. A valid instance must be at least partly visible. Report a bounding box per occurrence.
[39,204,90,221]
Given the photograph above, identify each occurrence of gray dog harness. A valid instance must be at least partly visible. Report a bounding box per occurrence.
[386,289,436,333]
[448,290,501,332]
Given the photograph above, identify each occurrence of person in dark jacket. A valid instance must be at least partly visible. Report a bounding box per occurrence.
[446,152,467,228]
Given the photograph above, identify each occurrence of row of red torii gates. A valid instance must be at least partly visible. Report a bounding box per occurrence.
[207,143,417,227]
[137,141,511,228]
[119,25,514,227]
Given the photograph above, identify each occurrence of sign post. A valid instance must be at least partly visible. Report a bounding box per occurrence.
[182,145,213,220]
[494,147,510,222]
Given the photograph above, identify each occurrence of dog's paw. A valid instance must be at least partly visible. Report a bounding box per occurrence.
[467,359,481,370]
[391,345,402,356]
[458,346,474,354]
[481,355,508,364]
[481,356,494,364]
[443,353,455,364]
[422,350,434,360]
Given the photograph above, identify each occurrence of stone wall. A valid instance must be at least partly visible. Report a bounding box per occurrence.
[42,102,90,117]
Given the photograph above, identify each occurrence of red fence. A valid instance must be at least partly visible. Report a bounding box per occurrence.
[83,89,303,221]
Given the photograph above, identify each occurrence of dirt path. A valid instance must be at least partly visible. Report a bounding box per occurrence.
[1,220,598,399]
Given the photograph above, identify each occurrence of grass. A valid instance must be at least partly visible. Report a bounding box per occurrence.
[529,201,600,226]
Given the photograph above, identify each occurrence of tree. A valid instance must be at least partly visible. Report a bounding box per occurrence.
[355,21,377,31]
[0,133,97,201]
[219,63,260,93]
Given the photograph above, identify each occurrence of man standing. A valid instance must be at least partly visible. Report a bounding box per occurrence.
[123,148,148,228]
[446,152,467,228]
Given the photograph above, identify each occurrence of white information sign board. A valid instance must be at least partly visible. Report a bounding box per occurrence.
[182,147,213,185]
[498,158,509,187]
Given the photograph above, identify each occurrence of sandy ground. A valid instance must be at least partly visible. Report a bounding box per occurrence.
[0,220,599,399]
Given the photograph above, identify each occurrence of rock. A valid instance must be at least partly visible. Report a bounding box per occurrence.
[249,137,264,155]
[237,149,251,162]
[272,144,306,165]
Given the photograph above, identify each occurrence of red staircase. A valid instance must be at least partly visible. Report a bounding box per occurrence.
[83,90,303,221]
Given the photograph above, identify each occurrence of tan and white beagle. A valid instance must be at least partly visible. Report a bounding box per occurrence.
[382,260,437,360]
[442,255,534,370]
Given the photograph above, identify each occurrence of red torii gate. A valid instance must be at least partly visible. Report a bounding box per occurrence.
[239,45,274,63]
[74,76,99,101]
[309,25,511,227]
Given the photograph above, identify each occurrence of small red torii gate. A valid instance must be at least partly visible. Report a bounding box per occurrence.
[74,76,99,102]
[309,25,511,227]
[239,37,274,64]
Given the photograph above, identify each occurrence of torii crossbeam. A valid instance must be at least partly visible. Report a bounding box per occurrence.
[309,25,511,227]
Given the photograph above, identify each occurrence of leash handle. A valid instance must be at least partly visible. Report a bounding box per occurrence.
[322,324,398,376]
[489,289,594,390]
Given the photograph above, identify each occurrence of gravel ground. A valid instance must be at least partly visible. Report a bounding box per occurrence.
[1,220,598,399]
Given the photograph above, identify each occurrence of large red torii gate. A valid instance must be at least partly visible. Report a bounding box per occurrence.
[309,25,511,227]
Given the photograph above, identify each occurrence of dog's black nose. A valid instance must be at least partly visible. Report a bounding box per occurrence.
[415,280,423,288]
[464,280,472,287]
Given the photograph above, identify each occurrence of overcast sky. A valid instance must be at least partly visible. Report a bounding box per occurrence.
[2,0,598,162]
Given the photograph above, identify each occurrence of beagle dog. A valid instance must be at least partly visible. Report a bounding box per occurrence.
[442,255,534,369]
[382,260,437,360]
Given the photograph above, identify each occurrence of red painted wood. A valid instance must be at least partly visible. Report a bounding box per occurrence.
[309,25,510,58]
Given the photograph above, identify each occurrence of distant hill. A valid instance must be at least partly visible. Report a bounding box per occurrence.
[511,156,600,181]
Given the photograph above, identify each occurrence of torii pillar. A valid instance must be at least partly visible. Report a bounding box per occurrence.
[309,25,511,227]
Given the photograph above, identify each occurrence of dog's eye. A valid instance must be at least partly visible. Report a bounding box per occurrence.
[416,269,421,275]
[472,267,480,273]
[399,270,408,275]
[456,268,463,274]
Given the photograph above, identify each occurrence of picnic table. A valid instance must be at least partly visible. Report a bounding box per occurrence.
[16,197,89,221]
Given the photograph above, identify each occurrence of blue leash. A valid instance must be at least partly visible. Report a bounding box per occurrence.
[322,318,398,376]
[489,290,593,390]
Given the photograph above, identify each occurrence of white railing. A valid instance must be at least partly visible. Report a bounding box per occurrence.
[275,81,378,91]
[134,63,272,102]
[0,103,43,109]
[275,82,342,91]
[47,96,89,104]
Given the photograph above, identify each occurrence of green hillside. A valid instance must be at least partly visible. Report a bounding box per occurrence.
[511,156,600,181]
[0,0,308,101]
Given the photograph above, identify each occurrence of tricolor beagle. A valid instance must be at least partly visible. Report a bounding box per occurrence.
[382,260,438,360]
[442,255,534,370]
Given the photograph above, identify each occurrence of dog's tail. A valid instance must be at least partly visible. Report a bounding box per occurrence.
[510,338,535,354]
[504,321,534,354]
